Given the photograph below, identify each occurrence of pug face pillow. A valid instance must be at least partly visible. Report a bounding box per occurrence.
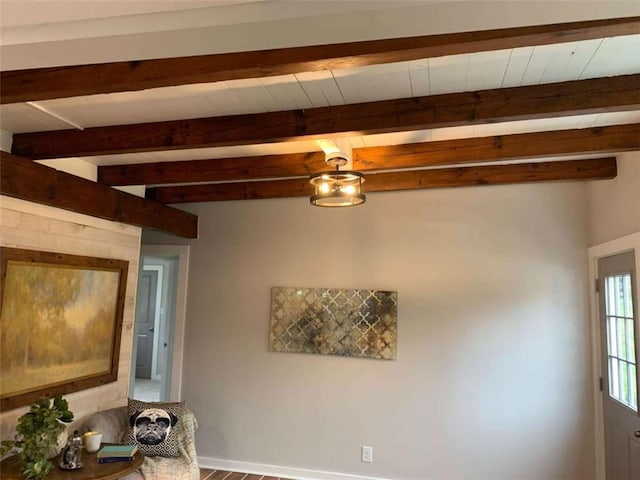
[124,399,185,457]
[130,408,179,446]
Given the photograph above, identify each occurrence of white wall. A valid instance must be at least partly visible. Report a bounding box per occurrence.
[587,152,640,246]
[585,152,640,477]
[146,181,594,479]
[0,196,141,436]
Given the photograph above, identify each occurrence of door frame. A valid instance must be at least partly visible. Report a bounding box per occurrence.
[136,244,190,401]
[588,232,640,479]
[143,264,164,381]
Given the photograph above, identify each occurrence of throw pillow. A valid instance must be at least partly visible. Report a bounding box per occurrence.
[123,398,185,457]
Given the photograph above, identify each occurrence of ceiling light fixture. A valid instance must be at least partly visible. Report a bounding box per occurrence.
[309,152,366,207]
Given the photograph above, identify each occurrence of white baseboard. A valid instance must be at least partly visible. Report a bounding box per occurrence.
[197,456,392,480]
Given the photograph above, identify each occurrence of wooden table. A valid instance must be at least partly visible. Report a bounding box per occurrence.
[0,447,144,480]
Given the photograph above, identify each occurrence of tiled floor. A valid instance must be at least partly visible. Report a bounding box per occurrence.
[200,468,297,480]
[132,378,161,401]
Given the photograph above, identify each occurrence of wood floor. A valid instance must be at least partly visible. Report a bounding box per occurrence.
[200,468,297,480]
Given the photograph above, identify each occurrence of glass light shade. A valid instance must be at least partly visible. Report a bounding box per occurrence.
[309,171,366,207]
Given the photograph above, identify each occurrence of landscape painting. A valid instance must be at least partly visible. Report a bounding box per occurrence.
[0,248,128,411]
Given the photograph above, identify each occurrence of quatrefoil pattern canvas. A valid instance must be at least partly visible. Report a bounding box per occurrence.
[269,287,397,360]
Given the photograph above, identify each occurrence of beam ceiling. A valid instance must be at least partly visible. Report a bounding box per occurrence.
[145,157,617,203]
[97,124,640,186]
[1,16,638,104]
[3,16,637,209]
[11,75,640,160]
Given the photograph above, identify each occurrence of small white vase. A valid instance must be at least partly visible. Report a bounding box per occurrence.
[46,428,68,459]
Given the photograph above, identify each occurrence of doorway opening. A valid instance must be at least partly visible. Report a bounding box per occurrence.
[130,245,189,402]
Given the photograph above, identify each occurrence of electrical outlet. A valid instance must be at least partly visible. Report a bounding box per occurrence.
[361,446,373,463]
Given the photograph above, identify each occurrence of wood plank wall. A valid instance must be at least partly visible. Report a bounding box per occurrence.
[0,196,141,436]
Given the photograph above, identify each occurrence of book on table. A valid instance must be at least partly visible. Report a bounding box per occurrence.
[96,444,139,463]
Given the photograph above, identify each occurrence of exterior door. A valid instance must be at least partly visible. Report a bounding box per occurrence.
[599,251,640,479]
[135,269,158,379]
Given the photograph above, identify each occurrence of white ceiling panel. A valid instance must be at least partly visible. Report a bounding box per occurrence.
[581,35,640,79]
[294,71,345,107]
[223,78,274,113]
[521,42,579,85]
[202,83,250,116]
[259,76,314,111]
[589,111,640,127]
[501,46,535,88]
[539,39,603,83]
[538,42,588,84]
[331,63,413,103]
[0,103,71,132]
[364,129,435,147]
[465,50,511,91]
[408,64,430,97]
[426,54,471,95]
[346,136,367,149]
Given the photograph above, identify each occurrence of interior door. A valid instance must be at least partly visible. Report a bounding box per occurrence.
[599,251,640,480]
[135,269,158,379]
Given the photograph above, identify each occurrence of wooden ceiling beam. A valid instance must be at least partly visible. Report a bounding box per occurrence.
[98,151,327,186]
[2,16,638,104]
[353,123,640,170]
[0,151,198,238]
[13,75,640,160]
[145,157,617,204]
[98,124,640,186]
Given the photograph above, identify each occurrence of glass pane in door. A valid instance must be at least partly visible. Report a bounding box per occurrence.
[605,272,637,411]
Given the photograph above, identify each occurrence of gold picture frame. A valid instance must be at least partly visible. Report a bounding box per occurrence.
[0,247,128,411]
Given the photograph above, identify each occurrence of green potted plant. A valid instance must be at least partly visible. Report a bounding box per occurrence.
[1,395,74,480]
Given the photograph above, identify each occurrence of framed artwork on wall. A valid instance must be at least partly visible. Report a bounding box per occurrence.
[0,247,129,411]
[269,286,398,360]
